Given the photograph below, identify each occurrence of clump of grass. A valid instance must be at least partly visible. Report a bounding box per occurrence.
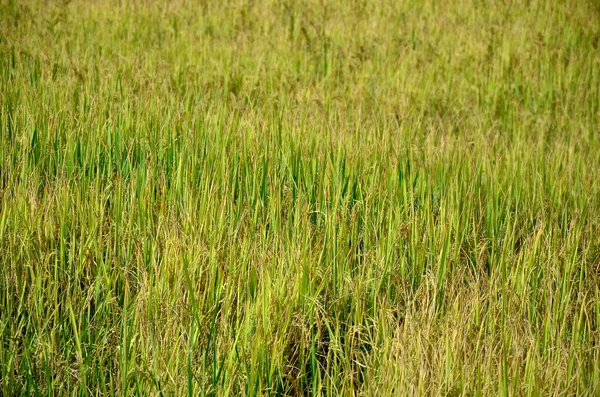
[1,0,599,395]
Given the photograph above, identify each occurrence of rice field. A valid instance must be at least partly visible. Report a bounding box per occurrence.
[1,0,600,395]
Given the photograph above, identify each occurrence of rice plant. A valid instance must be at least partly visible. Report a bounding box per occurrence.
[1,0,599,395]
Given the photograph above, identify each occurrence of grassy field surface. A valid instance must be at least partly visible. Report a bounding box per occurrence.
[1,0,600,395]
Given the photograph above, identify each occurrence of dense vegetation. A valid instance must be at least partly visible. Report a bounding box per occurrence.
[1,0,599,395]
